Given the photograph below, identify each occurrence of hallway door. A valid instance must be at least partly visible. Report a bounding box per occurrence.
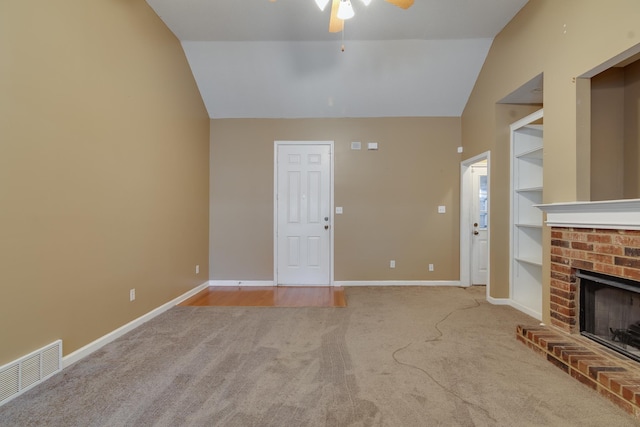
[275,142,332,286]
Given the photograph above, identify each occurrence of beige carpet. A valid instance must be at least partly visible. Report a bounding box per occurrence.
[1,286,638,426]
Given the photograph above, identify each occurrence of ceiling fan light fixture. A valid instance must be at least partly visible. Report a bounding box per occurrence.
[315,0,331,11]
[361,0,372,5]
[337,0,355,20]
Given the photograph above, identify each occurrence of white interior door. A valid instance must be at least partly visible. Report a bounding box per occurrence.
[276,143,332,286]
[471,164,488,285]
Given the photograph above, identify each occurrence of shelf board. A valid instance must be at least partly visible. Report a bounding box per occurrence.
[515,257,543,267]
[515,223,543,229]
[515,147,543,160]
[516,186,543,193]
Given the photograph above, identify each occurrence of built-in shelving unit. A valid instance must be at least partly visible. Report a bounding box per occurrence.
[510,109,543,320]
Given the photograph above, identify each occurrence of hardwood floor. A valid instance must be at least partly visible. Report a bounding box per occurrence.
[179,286,347,308]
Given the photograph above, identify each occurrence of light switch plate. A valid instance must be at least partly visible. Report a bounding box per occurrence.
[351,141,361,150]
[438,205,446,213]
[367,142,378,150]
[336,207,343,214]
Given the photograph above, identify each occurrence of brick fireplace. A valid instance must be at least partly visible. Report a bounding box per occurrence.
[549,227,640,332]
[517,199,640,417]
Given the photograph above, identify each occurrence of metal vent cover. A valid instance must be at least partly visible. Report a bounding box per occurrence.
[0,340,62,406]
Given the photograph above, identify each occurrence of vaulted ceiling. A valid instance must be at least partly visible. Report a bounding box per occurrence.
[146,0,529,118]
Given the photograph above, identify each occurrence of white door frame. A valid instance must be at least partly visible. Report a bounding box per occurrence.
[460,151,491,293]
[273,141,335,287]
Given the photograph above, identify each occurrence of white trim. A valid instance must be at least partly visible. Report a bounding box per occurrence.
[536,199,640,230]
[508,300,543,321]
[460,151,491,299]
[460,160,472,287]
[273,141,335,287]
[486,296,511,306]
[208,280,274,287]
[62,281,209,368]
[486,296,542,320]
[335,280,461,287]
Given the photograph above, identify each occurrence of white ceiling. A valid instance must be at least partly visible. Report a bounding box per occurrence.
[146,0,529,118]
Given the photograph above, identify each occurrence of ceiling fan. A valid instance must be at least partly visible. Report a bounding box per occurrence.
[317,0,414,33]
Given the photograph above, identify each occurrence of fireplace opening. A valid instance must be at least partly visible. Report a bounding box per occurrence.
[579,270,640,362]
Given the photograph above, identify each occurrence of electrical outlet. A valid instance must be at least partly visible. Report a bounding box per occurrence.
[390,260,396,269]
[195,264,200,274]
[129,289,136,302]
[429,264,434,272]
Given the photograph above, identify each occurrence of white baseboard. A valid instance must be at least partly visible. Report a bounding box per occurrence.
[209,280,274,287]
[62,281,209,368]
[508,300,543,321]
[335,280,461,287]
[208,280,463,288]
[486,296,543,321]
[486,296,511,305]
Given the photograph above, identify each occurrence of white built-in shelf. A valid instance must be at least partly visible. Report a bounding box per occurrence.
[510,108,544,320]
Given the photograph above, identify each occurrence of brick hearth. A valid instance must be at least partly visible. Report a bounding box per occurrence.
[517,324,640,416]
[517,226,640,417]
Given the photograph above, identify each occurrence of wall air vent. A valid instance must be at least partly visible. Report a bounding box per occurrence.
[0,340,62,406]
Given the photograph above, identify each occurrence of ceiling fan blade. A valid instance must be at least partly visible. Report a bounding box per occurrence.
[384,0,414,9]
[329,0,343,33]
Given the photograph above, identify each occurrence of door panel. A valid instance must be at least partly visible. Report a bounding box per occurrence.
[277,144,331,285]
[472,165,488,285]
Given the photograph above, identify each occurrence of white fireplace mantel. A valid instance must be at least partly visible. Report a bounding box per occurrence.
[536,199,640,230]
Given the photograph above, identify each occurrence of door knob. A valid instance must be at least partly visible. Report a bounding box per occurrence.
[473,222,478,227]
[473,230,479,235]
[325,225,330,230]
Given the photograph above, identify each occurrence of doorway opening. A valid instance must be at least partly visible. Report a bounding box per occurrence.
[460,152,490,293]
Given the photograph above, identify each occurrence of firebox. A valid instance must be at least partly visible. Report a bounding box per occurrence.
[579,270,640,362]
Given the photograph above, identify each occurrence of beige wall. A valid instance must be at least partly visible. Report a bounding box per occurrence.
[590,61,640,200]
[624,59,640,198]
[591,68,625,200]
[0,1,210,364]
[462,0,640,322]
[210,118,461,282]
